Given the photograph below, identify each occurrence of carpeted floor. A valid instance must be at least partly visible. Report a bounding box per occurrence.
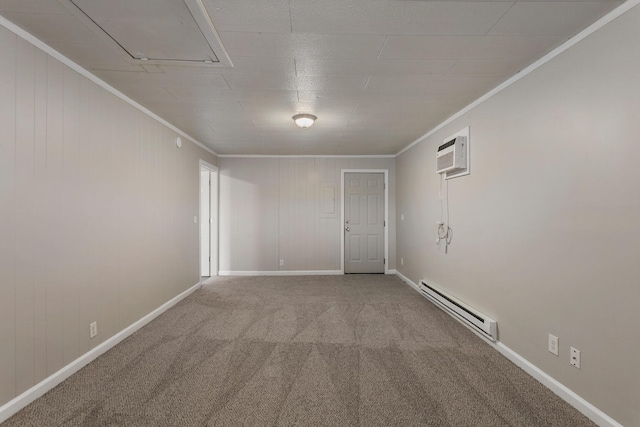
[4,275,595,426]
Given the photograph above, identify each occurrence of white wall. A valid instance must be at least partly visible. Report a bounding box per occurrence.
[0,25,217,406]
[219,157,396,273]
[396,5,640,426]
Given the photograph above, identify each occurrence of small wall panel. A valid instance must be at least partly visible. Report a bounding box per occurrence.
[320,184,337,218]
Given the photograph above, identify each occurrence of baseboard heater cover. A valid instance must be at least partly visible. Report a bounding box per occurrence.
[419,280,497,341]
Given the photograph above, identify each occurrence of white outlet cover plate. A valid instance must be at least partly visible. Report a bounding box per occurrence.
[548,334,559,356]
[570,347,581,369]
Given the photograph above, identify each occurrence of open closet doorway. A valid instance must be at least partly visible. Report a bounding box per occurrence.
[200,160,219,278]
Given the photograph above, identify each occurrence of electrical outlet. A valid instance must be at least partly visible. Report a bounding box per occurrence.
[570,347,580,369]
[89,321,97,339]
[400,214,404,221]
[548,334,559,356]
[279,259,284,267]
[400,257,404,266]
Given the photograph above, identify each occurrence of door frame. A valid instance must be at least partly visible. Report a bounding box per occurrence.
[199,160,219,278]
[340,169,389,274]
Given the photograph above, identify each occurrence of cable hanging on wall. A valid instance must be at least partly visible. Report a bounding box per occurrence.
[437,173,453,253]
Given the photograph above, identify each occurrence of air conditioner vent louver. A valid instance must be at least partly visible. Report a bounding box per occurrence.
[437,151,454,172]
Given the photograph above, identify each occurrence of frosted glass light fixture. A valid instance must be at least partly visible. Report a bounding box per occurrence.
[293,114,317,129]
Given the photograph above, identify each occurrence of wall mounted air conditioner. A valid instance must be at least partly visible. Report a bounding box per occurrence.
[436,136,467,174]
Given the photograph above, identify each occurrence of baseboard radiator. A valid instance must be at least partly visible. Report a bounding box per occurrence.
[419,280,497,341]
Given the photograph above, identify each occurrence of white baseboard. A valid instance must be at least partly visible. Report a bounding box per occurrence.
[395,270,420,292]
[392,271,622,427]
[0,281,202,424]
[493,343,622,427]
[386,269,397,275]
[218,270,342,276]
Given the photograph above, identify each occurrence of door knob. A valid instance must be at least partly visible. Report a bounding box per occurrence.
[345,227,350,232]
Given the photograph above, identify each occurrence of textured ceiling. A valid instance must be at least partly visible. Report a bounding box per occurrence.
[0,0,623,155]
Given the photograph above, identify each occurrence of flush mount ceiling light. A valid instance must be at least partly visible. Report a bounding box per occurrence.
[293,114,317,129]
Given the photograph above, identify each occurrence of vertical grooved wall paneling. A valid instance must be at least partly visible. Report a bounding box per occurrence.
[0,25,17,404]
[62,65,81,367]
[15,37,36,395]
[33,48,48,385]
[0,26,218,407]
[45,55,64,376]
[220,157,395,272]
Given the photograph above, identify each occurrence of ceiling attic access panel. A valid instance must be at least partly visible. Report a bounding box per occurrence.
[58,0,233,67]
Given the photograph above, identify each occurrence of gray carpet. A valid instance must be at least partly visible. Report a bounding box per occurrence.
[4,275,594,426]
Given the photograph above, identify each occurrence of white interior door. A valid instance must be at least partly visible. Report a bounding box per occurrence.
[344,173,385,274]
[200,163,219,277]
[200,168,210,277]
[209,170,218,275]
